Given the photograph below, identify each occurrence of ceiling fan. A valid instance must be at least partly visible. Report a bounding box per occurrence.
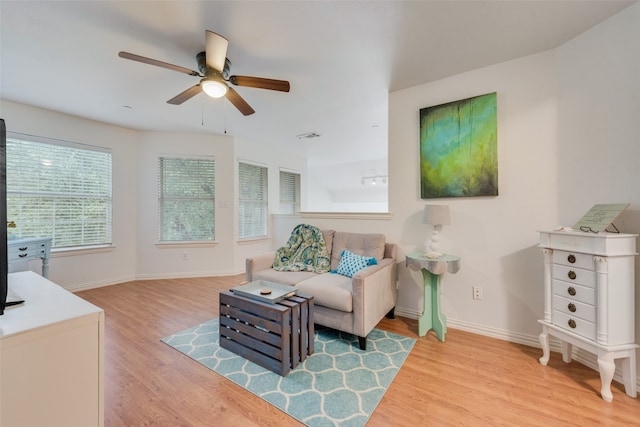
[118,30,290,116]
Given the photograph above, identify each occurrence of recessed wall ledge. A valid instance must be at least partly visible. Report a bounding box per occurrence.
[275,212,393,220]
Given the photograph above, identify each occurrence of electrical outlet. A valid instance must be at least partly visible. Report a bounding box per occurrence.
[182,252,188,261]
[472,286,483,300]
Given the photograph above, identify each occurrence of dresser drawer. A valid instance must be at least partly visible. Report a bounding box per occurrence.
[552,294,595,322]
[7,247,43,261]
[552,280,595,305]
[553,310,596,341]
[552,264,594,287]
[552,250,593,270]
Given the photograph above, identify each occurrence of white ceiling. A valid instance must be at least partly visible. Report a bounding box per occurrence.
[0,1,634,169]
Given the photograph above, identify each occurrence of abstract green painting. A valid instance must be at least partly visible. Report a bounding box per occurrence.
[420,92,498,198]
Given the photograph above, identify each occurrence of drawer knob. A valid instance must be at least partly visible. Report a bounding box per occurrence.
[19,246,28,251]
[568,303,576,312]
[568,270,577,280]
[568,319,577,329]
[567,287,576,296]
[567,254,576,264]
[18,253,28,258]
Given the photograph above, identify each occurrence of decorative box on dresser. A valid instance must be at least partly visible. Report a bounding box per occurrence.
[538,230,638,402]
[0,271,104,426]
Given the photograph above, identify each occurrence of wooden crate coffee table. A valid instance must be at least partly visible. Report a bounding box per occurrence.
[219,290,314,376]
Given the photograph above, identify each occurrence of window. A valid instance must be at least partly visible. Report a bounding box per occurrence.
[159,157,215,242]
[6,134,112,249]
[279,170,300,214]
[238,161,268,239]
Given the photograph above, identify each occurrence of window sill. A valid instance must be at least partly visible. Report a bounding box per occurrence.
[237,237,270,244]
[52,244,115,257]
[155,241,218,248]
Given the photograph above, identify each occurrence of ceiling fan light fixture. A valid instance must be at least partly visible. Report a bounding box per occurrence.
[201,79,228,98]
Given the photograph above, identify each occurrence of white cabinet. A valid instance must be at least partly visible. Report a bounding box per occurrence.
[0,271,104,426]
[538,230,638,402]
[7,237,52,278]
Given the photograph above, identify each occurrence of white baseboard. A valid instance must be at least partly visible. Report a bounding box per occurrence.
[133,269,240,281]
[66,275,136,292]
[394,306,640,393]
[67,270,243,292]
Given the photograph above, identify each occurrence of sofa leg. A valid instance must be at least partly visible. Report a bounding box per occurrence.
[358,336,367,351]
[386,307,396,319]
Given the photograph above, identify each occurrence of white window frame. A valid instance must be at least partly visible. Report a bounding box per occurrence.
[158,156,216,243]
[238,160,268,240]
[5,132,112,249]
[279,168,301,214]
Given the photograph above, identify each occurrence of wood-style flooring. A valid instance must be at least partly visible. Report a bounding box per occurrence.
[76,276,640,426]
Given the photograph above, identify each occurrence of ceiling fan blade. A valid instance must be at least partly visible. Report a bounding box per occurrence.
[167,85,202,105]
[229,75,290,92]
[205,31,229,72]
[225,87,255,116]
[118,51,200,76]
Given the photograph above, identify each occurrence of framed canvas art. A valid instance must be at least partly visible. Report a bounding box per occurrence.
[420,92,498,198]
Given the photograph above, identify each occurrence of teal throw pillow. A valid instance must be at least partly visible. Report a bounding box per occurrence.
[335,249,378,277]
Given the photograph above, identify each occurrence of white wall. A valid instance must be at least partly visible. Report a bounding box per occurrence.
[135,131,237,278]
[0,100,139,289]
[233,136,308,272]
[286,48,560,343]
[554,2,640,382]
[389,49,559,342]
[306,159,389,213]
[272,3,640,386]
[275,4,640,353]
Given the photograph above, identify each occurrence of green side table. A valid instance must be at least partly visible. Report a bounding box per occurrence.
[406,252,461,342]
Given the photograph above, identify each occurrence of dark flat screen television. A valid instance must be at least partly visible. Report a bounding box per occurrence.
[1,118,7,315]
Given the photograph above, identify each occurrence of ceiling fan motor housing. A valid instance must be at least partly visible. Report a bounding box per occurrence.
[196,51,231,79]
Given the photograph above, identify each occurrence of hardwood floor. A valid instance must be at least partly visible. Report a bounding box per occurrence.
[76,276,640,426]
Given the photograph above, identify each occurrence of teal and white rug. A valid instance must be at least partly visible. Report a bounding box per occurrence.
[162,318,415,427]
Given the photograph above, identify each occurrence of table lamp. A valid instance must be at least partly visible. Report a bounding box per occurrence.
[423,204,451,259]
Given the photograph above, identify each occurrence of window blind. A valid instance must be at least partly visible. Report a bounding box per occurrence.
[159,157,215,241]
[279,170,300,214]
[6,136,112,248]
[238,162,268,239]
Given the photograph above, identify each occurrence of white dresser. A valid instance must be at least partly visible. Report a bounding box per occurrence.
[538,230,638,402]
[7,237,52,278]
[0,271,104,426]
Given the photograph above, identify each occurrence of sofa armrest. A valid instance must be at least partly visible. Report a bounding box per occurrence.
[245,252,276,282]
[350,257,398,337]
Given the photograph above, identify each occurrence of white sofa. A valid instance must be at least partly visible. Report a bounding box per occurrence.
[246,230,397,350]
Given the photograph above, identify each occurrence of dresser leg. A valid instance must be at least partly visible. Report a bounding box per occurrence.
[561,341,573,363]
[539,329,550,366]
[621,351,637,398]
[597,352,615,402]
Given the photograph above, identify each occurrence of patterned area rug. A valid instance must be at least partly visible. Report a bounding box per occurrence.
[162,318,415,427]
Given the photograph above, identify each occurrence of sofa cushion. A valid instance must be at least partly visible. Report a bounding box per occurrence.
[330,232,386,270]
[296,273,353,312]
[251,269,318,286]
[335,249,377,277]
[322,229,336,257]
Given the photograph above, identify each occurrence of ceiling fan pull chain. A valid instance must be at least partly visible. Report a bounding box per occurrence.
[224,98,227,134]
